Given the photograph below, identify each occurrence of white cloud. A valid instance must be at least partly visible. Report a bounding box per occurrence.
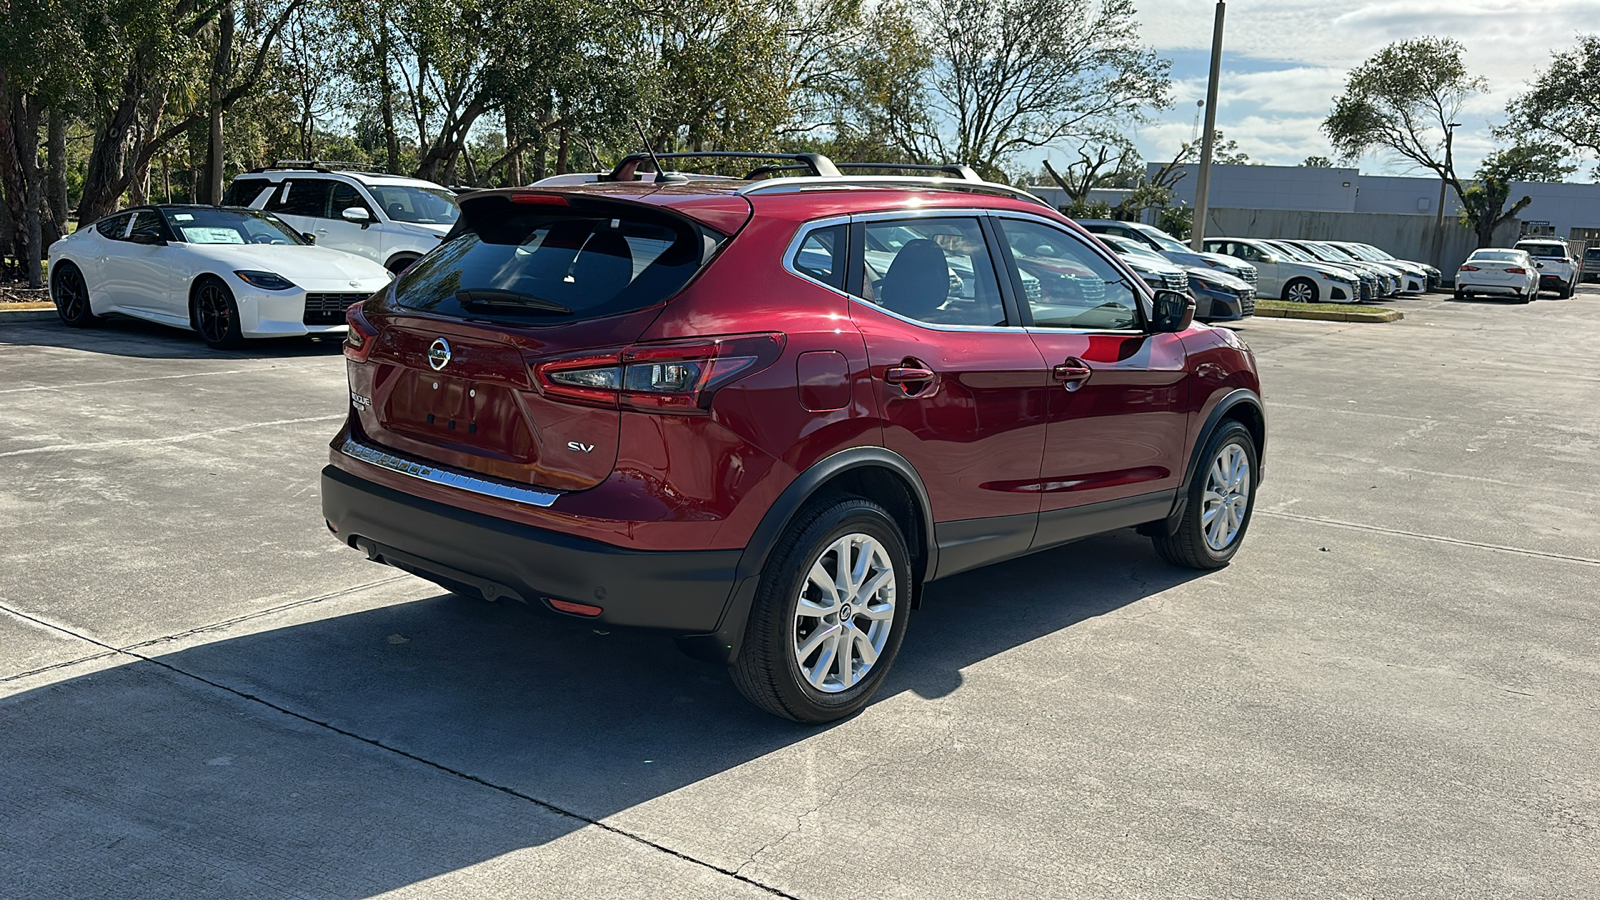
[1123,0,1600,175]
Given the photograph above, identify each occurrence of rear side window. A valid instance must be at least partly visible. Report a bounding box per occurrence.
[851,217,1005,327]
[392,200,714,324]
[267,179,332,218]
[222,178,271,207]
[792,224,845,288]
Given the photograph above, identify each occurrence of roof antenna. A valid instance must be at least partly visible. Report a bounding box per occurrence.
[635,122,684,183]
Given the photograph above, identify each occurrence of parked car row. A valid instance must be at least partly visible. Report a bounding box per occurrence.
[1453,240,1582,303]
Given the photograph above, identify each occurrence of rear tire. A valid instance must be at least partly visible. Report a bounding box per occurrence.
[1152,421,1258,570]
[1559,280,1573,299]
[731,497,912,723]
[1453,288,1465,301]
[1283,278,1317,304]
[52,263,100,327]
[192,277,245,349]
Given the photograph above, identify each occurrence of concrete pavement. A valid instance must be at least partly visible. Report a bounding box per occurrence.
[2,292,1596,898]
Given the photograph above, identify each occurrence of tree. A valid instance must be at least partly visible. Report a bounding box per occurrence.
[1505,35,1600,174]
[894,0,1169,180]
[1322,37,1484,209]
[1457,144,1575,247]
[1042,135,1138,206]
[1301,155,1334,167]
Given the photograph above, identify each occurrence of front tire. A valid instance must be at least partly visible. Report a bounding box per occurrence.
[731,498,912,723]
[1152,421,1258,570]
[52,263,100,327]
[1283,278,1318,304]
[192,277,245,349]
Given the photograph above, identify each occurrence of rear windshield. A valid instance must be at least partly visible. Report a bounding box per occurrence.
[1516,244,1566,258]
[392,199,714,323]
[1470,251,1521,262]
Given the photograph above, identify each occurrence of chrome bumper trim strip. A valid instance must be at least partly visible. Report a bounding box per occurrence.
[338,437,561,508]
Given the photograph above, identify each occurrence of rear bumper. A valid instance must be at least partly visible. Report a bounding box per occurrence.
[321,465,740,632]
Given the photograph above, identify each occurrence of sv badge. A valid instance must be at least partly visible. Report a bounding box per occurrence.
[567,441,595,453]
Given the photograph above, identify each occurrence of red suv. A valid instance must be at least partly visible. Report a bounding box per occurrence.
[321,153,1265,722]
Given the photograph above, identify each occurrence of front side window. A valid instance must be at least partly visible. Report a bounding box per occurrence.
[127,211,172,242]
[998,218,1140,330]
[330,183,374,220]
[852,217,1005,327]
[96,213,133,239]
[267,179,332,218]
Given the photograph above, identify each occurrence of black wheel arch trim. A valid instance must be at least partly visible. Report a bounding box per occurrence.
[1143,388,1265,538]
[676,446,938,665]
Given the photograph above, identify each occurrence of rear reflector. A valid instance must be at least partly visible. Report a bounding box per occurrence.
[547,597,603,617]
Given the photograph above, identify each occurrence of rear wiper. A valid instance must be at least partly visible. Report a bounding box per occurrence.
[455,289,572,314]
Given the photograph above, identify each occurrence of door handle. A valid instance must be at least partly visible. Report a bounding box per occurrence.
[884,359,935,395]
[1052,358,1092,391]
[885,366,934,384]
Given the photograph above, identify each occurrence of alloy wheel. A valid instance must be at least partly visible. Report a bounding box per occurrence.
[196,284,232,345]
[54,268,86,320]
[1285,281,1314,303]
[792,533,896,693]
[1201,442,1251,551]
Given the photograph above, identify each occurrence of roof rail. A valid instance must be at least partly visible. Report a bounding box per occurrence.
[252,159,394,175]
[605,151,841,182]
[738,175,1050,207]
[835,162,983,181]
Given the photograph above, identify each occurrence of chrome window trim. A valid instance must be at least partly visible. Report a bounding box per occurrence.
[339,437,561,508]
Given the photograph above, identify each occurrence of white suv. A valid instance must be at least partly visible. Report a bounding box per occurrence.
[222,164,460,273]
[1512,239,1578,298]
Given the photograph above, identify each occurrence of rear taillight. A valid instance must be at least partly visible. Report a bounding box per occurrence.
[344,304,378,362]
[1505,267,1527,274]
[533,333,785,415]
[1459,265,1479,272]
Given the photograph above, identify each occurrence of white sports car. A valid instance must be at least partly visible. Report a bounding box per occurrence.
[48,205,394,348]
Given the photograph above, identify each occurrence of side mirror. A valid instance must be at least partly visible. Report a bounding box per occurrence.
[1151,289,1195,333]
[1259,254,1278,263]
[300,232,316,245]
[341,206,372,228]
[1535,262,1544,269]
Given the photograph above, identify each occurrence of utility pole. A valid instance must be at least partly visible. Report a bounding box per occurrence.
[1430,122,1460,269]
[1190,1,1225,250]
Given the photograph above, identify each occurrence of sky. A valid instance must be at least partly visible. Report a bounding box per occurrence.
[1055,0,1600,178]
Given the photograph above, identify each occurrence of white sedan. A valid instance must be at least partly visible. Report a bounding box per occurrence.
[48,205,394,348]
[1455,249,1538,303]
[1201,237,1362,304]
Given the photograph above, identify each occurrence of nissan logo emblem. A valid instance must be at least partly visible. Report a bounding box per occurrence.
[427,338,451,371]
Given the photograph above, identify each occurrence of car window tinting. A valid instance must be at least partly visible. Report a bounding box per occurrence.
[852,217,1005,327]
[96,213,133,239]
[998,218,1139,330]
[222,178,271,207]
[331,183,373,219]
[162,208,306,245]
[792,224,846,289]
[268,179,332,218]
[128,211,172,242]
[392,206,709,324]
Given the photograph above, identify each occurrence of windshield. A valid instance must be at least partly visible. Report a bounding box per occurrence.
[1339,244,1379,261]
[1269,241,1315,262]
[1357,244,1395,261]
[162,208,306,245]
[1102,235,1168,264]
[367,184,461,226]
[1136,226,1190,254]
[1315,243,1360,260]
[1517,244,1566,258]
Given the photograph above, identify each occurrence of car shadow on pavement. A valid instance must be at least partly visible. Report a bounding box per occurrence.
[2,529,1203,897]
[0,316,347,359]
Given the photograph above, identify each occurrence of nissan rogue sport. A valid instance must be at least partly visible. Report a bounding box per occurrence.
[321,153,1266,722]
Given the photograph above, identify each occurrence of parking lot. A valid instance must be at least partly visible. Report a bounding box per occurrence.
[3,290,1597,897]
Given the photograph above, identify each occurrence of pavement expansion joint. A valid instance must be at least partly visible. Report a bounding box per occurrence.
[0,594,804,899]
[1259,510,1600,567]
